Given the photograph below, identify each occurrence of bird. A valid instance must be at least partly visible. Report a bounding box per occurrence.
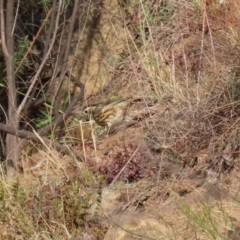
[83,99,129,133]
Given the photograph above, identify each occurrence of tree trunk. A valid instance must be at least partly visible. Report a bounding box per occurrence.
[0,0,19,177]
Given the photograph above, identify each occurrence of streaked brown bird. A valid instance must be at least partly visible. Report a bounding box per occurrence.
[83,99,129,133]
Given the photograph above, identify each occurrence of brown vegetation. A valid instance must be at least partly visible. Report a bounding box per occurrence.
[1,0,240,239]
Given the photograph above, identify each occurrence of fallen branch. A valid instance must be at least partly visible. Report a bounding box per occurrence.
[0,123,84,161]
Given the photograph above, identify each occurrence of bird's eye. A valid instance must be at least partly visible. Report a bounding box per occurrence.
[84,107,94,115]
[83,108,89,115]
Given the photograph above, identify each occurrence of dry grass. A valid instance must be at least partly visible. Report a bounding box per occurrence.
[0,146,106,239]
[2,0,240,239]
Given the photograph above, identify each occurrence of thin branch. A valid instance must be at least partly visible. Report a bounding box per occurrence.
[18,76,85,150]
[14,8,53,74]
[109,142,143,187]
[43,0,57,58]
[0,123,84,161]
[53,0,80,118]
[12,0,20,35]
[17,0,62,115]
[0,0,9,57]
[38,79,85,135]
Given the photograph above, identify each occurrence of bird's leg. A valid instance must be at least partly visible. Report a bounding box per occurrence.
[97,126,108,138]
[105,125,115,138]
